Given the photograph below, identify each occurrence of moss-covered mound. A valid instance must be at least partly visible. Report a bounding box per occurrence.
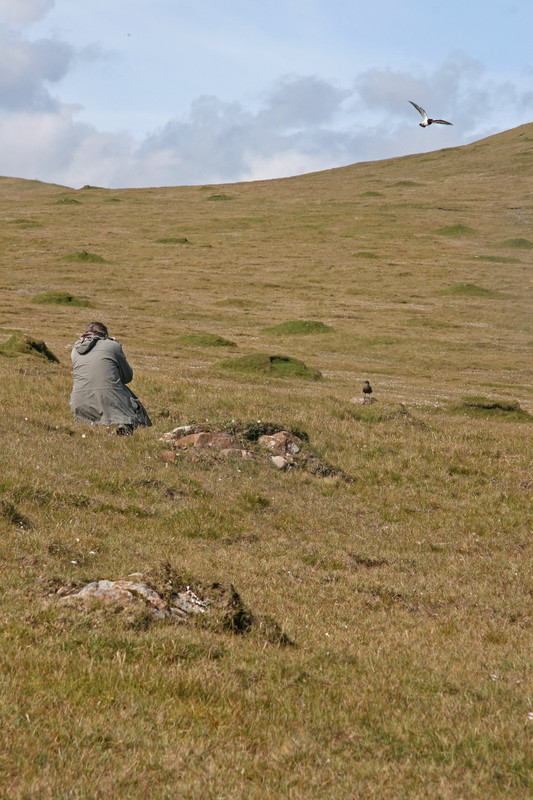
[436,223,476,236]
[61,251,106,263]
[32,291,92,307]
[0,332,59,362]
[263,320,333,335]
[497,238,532,249]
[220,353,322,380]
[440,283,500,298]
[179,333,237,348]
[456,397,531,421]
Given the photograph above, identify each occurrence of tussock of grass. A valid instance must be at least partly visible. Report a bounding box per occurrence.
[0,332,59,362]
[61,250,106,263]
[457,396,531,420]
[155,237,190,244]
[32,291,92,307]
[56,197,81,205]
[11,218,40,228]
[178,333,237,348]
[497,237,532,249]
[440,282,500,297]
[0,499,31,528]
[263,320,333,335]
[405,317,455,328]
[353,251,378,258]
[207,194,231,201]
[473,255,520,263]
[436,223,476,235]
[360,190,383,197]
[219,353,322,380]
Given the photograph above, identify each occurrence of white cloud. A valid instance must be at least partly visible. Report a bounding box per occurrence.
[0,24,73,110]
[0,0,55,27]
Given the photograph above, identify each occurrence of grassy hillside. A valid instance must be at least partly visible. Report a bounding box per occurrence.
[1,124,532,799]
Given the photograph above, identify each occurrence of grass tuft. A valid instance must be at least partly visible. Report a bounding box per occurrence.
[0,499,32,528]
[178,333,237,348]
[263,320,333,335]
[32,291,92,307]
[155,237,190,244]
[0,332,59,362]
[61,250,106,263]
[440,282,500,297]
[457,396,531,420]
[436,223,476,236]
[497,237,532,249]
[219,353,323,380]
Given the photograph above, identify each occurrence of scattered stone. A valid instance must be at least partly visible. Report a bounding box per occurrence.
[160,421,349,480]
[220,448,253,459]
[271,455,295,470]
[350,396,376,405]
[160,424,253,458]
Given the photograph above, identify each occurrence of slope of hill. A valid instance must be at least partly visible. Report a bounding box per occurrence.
[0,125,532,798]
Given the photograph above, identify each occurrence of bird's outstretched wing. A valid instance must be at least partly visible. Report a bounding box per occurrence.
[409,100,428,123]
[433,119,453,126]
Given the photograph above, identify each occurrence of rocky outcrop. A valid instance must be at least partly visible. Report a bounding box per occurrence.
[160,425,253,459]
[59,573,294,645]
[160,421,350,480]
[61,578,208,619]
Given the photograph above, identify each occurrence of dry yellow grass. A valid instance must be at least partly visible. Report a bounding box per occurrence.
[0,124,532,799]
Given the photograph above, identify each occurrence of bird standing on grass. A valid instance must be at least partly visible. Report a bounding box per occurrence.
[362,380,372,397]
[409,100,453,127]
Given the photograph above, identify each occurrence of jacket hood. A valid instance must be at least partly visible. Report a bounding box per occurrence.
[73,334,106,355]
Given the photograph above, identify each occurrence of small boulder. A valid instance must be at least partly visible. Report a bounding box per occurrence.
[271,455,295,470]
[258,431,301,456]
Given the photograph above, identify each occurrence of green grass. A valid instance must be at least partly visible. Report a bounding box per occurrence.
[32,291,92,307]
[435,223,476,236]
[0,122,532,799]
[263,320,333,335]
[178,333,237,348]
[0,331,59,362]
[440,282,501,297]
[155,236,190,244]
[61,250,106,263]
[473,255,520,264]
[220,353,323,380]
[497,237,532,249]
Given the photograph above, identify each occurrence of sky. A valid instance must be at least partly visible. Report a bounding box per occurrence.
[0,0,531,189]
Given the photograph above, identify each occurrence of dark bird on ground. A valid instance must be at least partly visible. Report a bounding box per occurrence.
[362,380,372,396]
[409,100,453,127]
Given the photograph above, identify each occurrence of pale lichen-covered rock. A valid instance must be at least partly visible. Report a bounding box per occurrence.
[61,579,209,619]
[271,455,295,470]
[258,431,301,455]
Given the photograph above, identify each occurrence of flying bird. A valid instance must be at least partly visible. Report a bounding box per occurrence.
[409,101,453,127]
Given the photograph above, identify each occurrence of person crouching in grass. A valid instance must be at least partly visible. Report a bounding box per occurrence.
[70,321,151,435]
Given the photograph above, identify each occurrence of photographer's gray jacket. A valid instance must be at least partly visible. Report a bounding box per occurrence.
[70,336,151,427]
